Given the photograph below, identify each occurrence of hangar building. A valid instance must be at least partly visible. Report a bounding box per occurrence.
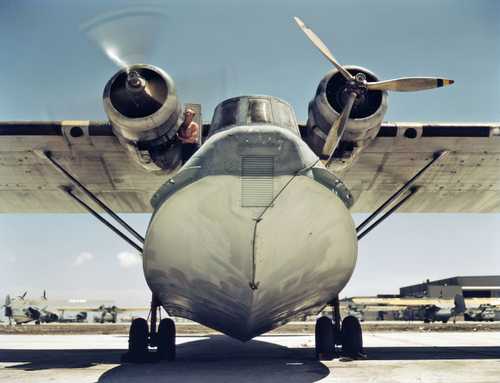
[400,275,500,299]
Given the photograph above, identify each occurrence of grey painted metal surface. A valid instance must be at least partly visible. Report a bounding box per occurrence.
[305,66,388,171]
[144,175,356,340]
[103,64,184,171]
[103,64,182,144]
[307,66,388,145]
[341,123,500,213]
[1,122,500,212]
[209,95,300,137]
[145,110,357,339]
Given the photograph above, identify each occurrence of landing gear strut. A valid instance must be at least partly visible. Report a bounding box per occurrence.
[122,294,176,363]
[314,296,364,360]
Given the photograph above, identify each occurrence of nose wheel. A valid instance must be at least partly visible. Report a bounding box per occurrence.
[122,295,176,363]
[123,318,149,362]
[341,315,364,358]
[157,318,176,360]
[315,316,336,360]
[314,297,364,360]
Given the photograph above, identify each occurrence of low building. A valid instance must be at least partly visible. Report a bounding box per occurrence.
[400,275,500,299]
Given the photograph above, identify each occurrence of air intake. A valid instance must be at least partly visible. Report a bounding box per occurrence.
[241,156,274,207]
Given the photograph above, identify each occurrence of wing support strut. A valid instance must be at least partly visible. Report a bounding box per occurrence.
[41,150,145,244]
[357,187,418,240]
[60,186,143,253]
[356,150,449,239]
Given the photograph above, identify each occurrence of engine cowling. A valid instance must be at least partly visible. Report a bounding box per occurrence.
[306,66,388,170]
[103,64,183,171]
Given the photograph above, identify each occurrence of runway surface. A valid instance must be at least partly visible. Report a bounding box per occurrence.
[0,332,499,382]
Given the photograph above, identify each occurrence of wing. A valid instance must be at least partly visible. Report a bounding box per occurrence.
[2,120,499,214]
[339,122,500,213]
[0,121,168,213]
[55,307,147,312]
[351,296,500,308]
[351,297,453,307]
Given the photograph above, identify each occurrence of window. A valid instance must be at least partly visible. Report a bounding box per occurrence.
[248,99,272,124]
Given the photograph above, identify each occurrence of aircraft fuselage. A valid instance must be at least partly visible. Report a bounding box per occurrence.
[143,96,358,340]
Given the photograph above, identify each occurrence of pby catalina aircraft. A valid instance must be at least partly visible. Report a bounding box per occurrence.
[3,292,59,325]
[3,292,140,325]
[2,14,500,362]
[348,295,468,323]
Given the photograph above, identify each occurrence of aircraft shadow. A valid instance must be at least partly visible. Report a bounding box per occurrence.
[1,336,499,382]
[100,336,329,383]
[1,335,329,383]
[0,348,120,370]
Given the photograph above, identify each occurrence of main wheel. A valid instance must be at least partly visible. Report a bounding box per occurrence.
[125,318,149,362]
[315,316,334,360]
[157,318,176,361]
[341,315,363,357]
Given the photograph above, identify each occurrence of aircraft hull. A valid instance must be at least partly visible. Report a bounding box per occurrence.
[144,174,357,341]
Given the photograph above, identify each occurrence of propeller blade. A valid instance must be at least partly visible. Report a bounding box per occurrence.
[294,17,354,81]
[367,77,454,92]
[81,5,170,68]
[322,91,357,161]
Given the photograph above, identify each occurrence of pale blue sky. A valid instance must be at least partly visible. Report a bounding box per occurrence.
[0,0,499,308]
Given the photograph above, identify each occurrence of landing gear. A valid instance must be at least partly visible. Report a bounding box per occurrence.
[341,315,363,357]
[122,295,176,363]
[315,316,335,360]
[157,318,176,361]
[126,318,149,361]
[314,297,364,360]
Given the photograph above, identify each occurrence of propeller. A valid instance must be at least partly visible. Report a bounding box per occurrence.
[81,5,170,69]
[293,17,354,82]
[367,77,454,92]
[294,17,454,162]
[322,91,357,162]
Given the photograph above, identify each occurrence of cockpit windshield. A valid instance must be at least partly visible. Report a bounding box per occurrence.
[210,96,299,135]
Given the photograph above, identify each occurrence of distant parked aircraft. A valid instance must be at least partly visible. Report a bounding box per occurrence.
[3,291,59,325]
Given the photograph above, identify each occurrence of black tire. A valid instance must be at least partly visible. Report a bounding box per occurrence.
[128,318,149,356]
[341,315,363,357]
[315,316,334,360]
[157,318,176,361]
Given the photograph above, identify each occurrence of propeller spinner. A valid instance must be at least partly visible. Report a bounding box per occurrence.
[294,17,454,164]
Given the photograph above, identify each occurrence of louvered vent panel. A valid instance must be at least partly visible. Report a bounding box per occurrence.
[241,156,274,207]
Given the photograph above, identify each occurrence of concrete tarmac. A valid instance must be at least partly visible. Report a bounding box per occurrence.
[0,332,499,382]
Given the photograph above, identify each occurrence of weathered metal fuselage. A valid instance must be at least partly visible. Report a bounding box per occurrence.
[143,96,358,341]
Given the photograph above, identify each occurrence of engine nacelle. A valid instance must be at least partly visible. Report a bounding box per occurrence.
[103,64,183,171]
[306,66,388,169]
